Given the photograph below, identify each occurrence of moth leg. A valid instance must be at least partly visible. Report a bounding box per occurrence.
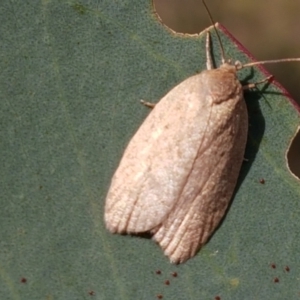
[243,75,273,90]
[206,32,214,70]
[140,99,156,108]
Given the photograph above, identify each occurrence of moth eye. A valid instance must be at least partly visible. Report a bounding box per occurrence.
[234,60,243,69]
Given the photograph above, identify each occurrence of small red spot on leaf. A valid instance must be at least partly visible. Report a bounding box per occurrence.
[271,263,276,269]
[259,178,265,184]
[285,266,290,272]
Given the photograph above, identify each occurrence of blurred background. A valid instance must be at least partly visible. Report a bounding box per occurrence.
[153,0,300,177]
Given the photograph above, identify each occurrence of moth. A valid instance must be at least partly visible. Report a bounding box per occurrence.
[104,1,300,264]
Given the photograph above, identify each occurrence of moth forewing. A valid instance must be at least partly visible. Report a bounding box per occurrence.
[152,67,248,263]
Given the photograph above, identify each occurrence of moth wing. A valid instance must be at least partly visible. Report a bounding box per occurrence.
[105,74,214,233]
[153,90,248,263]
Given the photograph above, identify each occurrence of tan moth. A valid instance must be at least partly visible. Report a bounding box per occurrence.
[104,0,300,263]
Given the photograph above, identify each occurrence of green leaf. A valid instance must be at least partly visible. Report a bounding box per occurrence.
[0,1,299,299]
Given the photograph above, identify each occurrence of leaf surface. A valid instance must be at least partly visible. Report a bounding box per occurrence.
[0,1,299,299]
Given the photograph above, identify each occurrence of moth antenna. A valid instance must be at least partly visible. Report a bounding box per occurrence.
[202,0,226,64]
[241,58,300,69]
